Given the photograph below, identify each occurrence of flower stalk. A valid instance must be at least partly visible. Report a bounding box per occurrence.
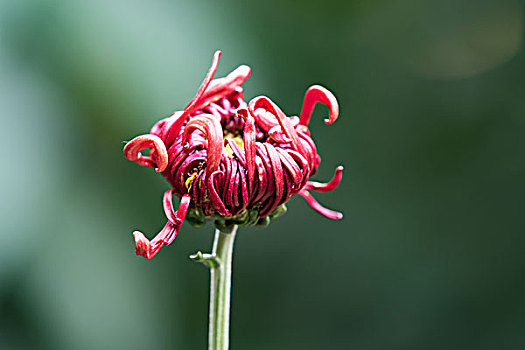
[191,226,238,350]
[124,51,344,349]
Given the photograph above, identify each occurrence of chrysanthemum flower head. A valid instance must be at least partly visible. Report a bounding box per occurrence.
[124,51,343,259]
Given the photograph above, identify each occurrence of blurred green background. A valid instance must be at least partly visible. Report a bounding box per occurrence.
[1,0,524,349]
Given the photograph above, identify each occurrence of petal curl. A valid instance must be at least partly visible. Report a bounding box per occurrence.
[194,65,251,111]
[123,134,168,172]
[241,112,256,194]
[298,189,343,220]
[226,138,246,168]
[274,148,303,193]
[182,114,224,184]
[164,51,222,146]
[299,85,339,127]
[304,166,344,193]
[207,170,231,216]
[133,193,191,259]
[261,144,284,217]
[268,125,292,144]
[249,96,306,156]
[183,50,222,118]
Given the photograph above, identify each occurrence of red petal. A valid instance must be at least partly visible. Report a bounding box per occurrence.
[248,96,306,156]
[207,170,231,216]
[182,51,222,118]
[305,166,344,193]
[299,189,343,220]
[182,114,224,184]
[132,193,191,259]
[163,51,222,146]
[193,65,251,111]
[123,134,168,172]
[242,113,256,194]
[299,85,339,127]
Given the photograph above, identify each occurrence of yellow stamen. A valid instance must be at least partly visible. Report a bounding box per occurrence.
[222,134,245,156]
[185,173,198,191]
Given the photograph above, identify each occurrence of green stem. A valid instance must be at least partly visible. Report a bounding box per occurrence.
[208,226,238,350]
[190,225,238,349]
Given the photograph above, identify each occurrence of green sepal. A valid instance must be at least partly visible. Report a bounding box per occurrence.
[246,209,260,226]
[269,204,287,219]
[256,216,270,227]
[186,206,206,227]
[214,219,235,233]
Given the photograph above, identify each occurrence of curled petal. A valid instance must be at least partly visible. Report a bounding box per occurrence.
[133,228,168,260]
[299,189,343,220]
[286,149,310,189]
[182,114,224,184]
[237,107,249,121]
[237,164,249,211]
[265,144,284,213]
[226,138,246,168]
[164,51,222,145]
[255,144,274,205]
[268,125,292,143]
[274,148,303,193]
[174,150,206,194]
[207,170,231,216]
[249,97,292,137]
[162,189,180,224]
[153,111,185,149]
[163,194,191,245]
[225,159,239,209]
[123,134,168,172]
[299,85,339,127]
[249,96,306,156]
[195,65,252,111]
[250,108,279,132]
[242,113,256,193]
[305,166,344,193]
[183,51,222,118]
[133,193,191,259]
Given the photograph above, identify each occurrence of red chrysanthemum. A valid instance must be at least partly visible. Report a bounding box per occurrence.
[124,51,343,259]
